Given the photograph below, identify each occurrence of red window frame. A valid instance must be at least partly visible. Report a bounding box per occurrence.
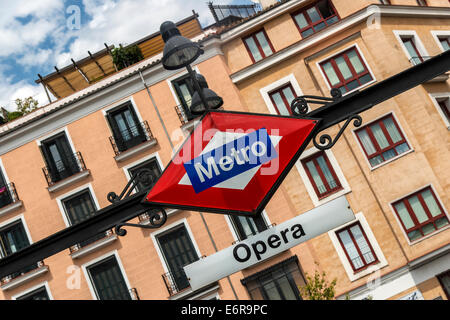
[268,83,297,115]
[301,151,342,199]
[243,29,275,63]
[355,114,410,167]
[336,222,378,272]
[320,47,373,93]
[291,0,340,38]
[392,187,449,242]
[437,99,450,122]
[401,36,424,63]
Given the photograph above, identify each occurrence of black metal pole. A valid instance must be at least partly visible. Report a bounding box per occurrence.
[186,64,210,112]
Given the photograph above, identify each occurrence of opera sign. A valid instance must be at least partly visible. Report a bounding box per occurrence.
[144,110,320,216]
[184,196,355,291]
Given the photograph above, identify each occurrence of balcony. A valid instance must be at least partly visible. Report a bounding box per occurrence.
[0,183,23,217]
[69,229,117,259]
[0,261,49,291]
[43,151,90,193]
[109,120,157,162]
[162,269,191,297]
[409,56,449,83]
[174,102,201,133]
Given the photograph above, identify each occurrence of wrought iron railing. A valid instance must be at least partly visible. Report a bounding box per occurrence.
[0,182,20,209]
[231,222,276,245]
[0,261,45,286]
[129,287,140,300]
[174,101,200,125]
[69,229,114,254]
[109,120,155,156]
[42,151,87,187]
[162,269,191,296]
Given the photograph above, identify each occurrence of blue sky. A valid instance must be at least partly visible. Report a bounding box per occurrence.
[0,0,256,111]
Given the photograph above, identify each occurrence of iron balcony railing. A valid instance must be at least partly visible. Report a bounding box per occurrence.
[0,182,20,209]
[231,223,277,245]
[162,269,191,296]
[42,151,87,187]
[129,287,140,300]
[174,101,200,125]
[0,260,45,286]
[109,120,155,156]
[69,229,114,254]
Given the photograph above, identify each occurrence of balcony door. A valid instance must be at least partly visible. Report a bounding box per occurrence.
[107,103,146,152]
[0,170,12,208]
[158,226,199,292]
[172,75,195,121]
[41,133,79,182]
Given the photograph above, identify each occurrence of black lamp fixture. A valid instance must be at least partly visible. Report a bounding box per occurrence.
[160,21,223,115]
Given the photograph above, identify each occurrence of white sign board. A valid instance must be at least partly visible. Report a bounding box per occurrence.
[184,196,354,291]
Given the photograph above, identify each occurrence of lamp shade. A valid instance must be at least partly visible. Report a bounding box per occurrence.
[160,21,202,70]
[190,88,224,115]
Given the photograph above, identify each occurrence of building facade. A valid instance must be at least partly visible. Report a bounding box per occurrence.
[0,0,449,300]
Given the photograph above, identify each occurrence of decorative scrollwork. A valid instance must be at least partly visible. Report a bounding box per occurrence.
[290,89,343,117]
[114,208,168,237]
[107,168,155,204]
[313,114,363,150]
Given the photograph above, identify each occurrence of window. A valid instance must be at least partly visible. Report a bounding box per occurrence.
[243,30,274,63]
[436,98,450,124]
[437,270,450,300]
[172,74,196,122]
[268,84,297,115]
[17,286,50,300]
[336,222,378,272]
[128,158,162,192]
[0,170,12,208]
[292,0,339,38]
[355,114,410,167]
[229,214,268,241]
[106,102,147,153]
[392,187,449,242]
[320,47,373,95]
[62,189,106,248]
[40,132,80,183]
[438,37,450,51]
[241,256,305,300]
[401,36,424,65]
[87,256,132,300]
[158,225,199,293]
[301,151,342,199]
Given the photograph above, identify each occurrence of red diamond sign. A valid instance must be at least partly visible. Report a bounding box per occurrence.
[144,111,319,216]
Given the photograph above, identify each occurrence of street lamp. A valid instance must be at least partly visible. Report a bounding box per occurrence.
[160,21,223,115]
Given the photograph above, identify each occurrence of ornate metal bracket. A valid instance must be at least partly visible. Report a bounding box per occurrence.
[290,89,363,150]
[107,168,168,236]
[114,208,168,236]
[290,88,342,116]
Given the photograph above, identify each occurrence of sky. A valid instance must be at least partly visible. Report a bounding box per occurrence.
[0,0,258,111]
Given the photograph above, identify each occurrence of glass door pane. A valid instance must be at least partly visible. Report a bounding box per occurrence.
[89,257,131,300]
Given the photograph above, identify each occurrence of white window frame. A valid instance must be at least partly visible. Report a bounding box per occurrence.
[166,66,201,109]
[81,250,133,300]
[0,157,11,186]
[429,92,450,129]
[351,111,414,171]
[393,30,430,65]
[150,218,202,277]
[328,212,388,282]
[11,281,53,300]
[389,184,450,246]
[430,30,450,52]
[259,73,305,115]
[295,147,351,207]
[35,126,77,154]
[316,43,377,96]
[101,96,145,136]
[122,151,164,182]
[224,210,271,243]
[0,214,33,259]
[55,183,101,228]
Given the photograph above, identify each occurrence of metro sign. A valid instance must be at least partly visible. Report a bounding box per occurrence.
[144,111,320,216]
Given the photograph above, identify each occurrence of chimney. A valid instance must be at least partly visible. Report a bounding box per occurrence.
[258,0,279,9]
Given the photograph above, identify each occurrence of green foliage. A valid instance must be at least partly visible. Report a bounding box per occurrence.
[15,97,39,115]
[299,269,337,300]
[111,44,144,70]
[7,111,24,121]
